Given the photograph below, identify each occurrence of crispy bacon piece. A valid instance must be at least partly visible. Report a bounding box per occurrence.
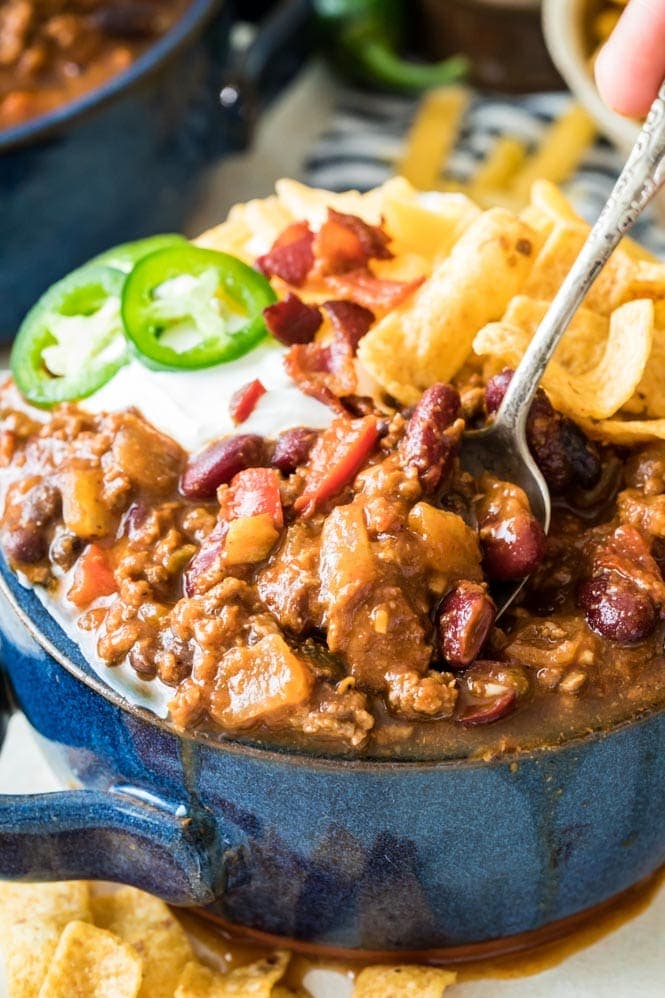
[294,415,380,516]
[314,209,393,276]
[284,342,354,413]
[322,300,375,354]
[256,221,315,287]
[263,292,323,346]
[325,270,424,311]
[229,378,267,425]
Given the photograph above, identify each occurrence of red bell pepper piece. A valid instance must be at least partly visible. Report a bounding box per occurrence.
[229,378,267,425]
[294,415,379,516]
[224,467,284,529]
[68,543,118,609]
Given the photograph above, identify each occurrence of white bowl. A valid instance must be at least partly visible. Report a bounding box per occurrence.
[542,0,639,152]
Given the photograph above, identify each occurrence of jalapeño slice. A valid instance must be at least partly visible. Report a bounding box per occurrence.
[121,245,277,370]
[11,264,128,408]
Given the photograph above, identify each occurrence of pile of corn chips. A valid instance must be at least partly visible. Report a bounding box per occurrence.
[199,175,665,445]
[0,881,457,997]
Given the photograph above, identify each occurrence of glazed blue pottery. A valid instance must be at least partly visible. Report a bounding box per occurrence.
[0,557,664,955]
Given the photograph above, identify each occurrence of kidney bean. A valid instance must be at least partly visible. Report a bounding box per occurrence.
[3,526,47,565]
[49,528,83,570]
[22,481,61,527]
[485,370,601,492]
[401,383,461,493]
[181,435,266,500]
[129,643,157,680]
[436,582,496,668]
[271,427,318,475]
[484,369,513,415]
[459,690,517,726]
[456,659,526,725]
[578,574,657,643]
[481,511,546,581]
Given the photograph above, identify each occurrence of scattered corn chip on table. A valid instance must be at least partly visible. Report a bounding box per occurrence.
[2,61,665,997]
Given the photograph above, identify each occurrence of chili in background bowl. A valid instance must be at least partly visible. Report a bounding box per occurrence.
[0,0,311,342]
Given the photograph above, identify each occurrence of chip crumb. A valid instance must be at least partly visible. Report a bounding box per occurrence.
[353,964,457,996]
[175,951,290,997]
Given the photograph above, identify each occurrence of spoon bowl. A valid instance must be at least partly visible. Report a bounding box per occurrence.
[462,79,665,614]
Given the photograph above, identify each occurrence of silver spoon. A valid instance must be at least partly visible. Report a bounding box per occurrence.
[462,81,665,615]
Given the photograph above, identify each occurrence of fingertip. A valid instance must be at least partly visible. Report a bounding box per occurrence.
[594,42,651,117]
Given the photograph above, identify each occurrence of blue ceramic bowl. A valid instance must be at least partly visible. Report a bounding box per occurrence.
[0,0,233,340]
[1,556,664,956]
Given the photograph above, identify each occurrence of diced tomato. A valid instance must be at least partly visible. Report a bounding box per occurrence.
[229,378,267,425]
[68,543,118,609]
[256,221,315,287]
[294,415,380,517]
[224,467,284,529]
[325,270,424,311]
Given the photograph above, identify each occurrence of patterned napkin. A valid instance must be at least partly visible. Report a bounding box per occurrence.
[303,88,665,257]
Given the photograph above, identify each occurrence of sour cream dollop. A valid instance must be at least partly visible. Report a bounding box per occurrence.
[81,340,334,452]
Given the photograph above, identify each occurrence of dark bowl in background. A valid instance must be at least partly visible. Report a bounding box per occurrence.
[0,0,311,340]
[415,0,562,92]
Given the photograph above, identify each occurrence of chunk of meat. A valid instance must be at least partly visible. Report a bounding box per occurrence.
[296,683,375,748]
[111,413,185,494]
[618,489,665,539]
[386,669,458,720]
[209,634,314,730]
[256,520,322,634]
[623,442,665,496]
[319,503,431,690]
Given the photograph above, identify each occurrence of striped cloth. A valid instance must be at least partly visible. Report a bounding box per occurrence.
[303,88,665,257]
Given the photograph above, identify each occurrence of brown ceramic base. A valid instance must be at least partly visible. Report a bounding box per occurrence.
[195,865,663,965]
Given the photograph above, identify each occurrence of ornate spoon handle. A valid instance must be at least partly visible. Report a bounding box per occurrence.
[496,80,665,435]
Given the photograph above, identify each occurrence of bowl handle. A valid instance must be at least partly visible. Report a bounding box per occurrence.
[0,676,225,905]
[216,0,314,152]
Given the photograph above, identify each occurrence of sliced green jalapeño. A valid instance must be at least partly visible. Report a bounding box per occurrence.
[121,245,277,370]
[11,264,128,408]
[92,233,187,273]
